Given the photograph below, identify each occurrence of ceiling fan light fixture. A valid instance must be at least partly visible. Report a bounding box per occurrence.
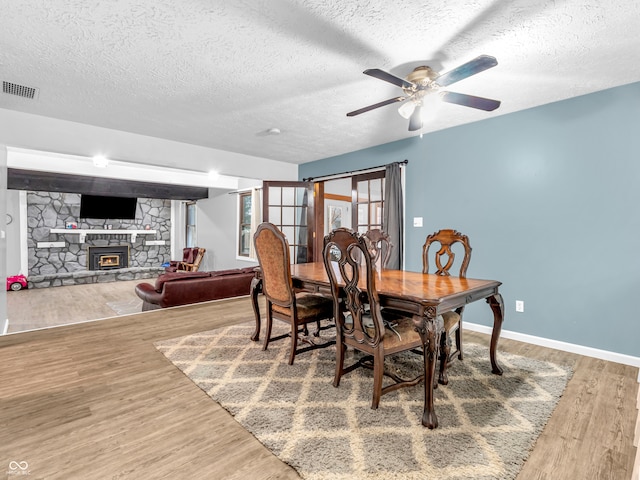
[347,55,500,131]
[398,100,416,119]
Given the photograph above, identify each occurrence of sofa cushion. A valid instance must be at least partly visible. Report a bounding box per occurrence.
[154,271,211,291]
[212,267,257,277]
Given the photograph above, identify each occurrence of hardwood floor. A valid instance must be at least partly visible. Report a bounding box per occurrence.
[6,278,147,333]
[0,282,638,479]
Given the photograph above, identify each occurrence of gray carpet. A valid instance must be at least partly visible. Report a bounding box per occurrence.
[155,321,572,480]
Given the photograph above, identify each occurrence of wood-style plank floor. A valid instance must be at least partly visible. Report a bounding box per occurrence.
[1,281,638,479]
[6,278,145,333]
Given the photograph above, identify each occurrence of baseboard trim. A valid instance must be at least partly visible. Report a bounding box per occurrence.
[465,321,640,380]
[2,318,8,335]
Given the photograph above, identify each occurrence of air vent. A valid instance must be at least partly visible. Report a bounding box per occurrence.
[2,81,39,100]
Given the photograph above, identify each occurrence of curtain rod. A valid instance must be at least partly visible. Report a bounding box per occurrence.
[302,159,408,182]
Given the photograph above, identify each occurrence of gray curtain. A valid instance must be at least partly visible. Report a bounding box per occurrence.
[383,163,403,269]
[296,188,308,264]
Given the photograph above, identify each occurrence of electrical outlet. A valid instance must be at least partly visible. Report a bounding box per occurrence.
[515,300,524,313]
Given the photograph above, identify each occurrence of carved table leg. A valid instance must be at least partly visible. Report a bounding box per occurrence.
[487,293,504,375]
[414,308,443,429]
[250,277,263,341]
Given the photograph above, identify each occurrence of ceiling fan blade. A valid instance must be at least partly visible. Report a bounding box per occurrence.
[346,96,406,117]
[441,91,501,111]
[408,106,422,131]
[363,69,415,89]
[435,55,498,87]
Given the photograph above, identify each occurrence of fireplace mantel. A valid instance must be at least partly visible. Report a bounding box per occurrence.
[50,228,157,243]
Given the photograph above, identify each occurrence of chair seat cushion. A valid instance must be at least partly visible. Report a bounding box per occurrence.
[345,312,422,350]
[272,293,333,321]
[442,310,461,332]
[380,316,422,350]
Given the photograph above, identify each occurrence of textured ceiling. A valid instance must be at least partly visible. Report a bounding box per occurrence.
[1,0,639,170]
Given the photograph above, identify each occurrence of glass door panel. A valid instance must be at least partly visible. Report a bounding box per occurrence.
[262,181,314,264]
[352,171,385,233]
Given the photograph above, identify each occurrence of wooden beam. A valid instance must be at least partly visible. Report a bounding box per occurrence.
[7,168,209,200]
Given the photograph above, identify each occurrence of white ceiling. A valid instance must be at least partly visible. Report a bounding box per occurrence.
[1,0,639,170]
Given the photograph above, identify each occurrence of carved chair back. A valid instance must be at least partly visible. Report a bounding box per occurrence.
[422,229,471,277]
[323,228,385,346]
[363,229,393,270]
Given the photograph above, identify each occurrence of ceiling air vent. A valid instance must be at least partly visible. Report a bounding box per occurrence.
[2,80,39,100]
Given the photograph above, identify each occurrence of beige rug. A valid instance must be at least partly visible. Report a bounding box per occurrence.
[155,322,572,480]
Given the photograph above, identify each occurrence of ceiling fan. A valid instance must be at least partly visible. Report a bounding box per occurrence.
[347,55,501,131]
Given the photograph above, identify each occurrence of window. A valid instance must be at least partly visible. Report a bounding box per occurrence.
[185,202,196,248]
[238,191,252,257]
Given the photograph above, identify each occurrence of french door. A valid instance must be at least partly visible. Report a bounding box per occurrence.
[352,171,385,234]
[262,172,388,263]
[262,181,316,264]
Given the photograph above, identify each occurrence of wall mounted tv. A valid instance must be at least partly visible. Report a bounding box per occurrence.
[80,194,138,220]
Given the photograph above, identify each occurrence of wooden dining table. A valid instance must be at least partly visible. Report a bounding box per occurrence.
[249,262,504,429]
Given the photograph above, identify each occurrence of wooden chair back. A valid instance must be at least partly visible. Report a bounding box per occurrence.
[323,228,385,346]
[422,229,471,277]
[363,229,393,270]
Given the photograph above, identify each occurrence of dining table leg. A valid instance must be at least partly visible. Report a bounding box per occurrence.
[487,293,504,375]
[250,276,263,341]
[414,308,443,429]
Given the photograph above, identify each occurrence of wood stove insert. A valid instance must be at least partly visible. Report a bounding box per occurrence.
[88,245,130,270]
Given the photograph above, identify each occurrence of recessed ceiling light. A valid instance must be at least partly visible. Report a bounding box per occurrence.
[267,128,281,135]
[92,155,109,168]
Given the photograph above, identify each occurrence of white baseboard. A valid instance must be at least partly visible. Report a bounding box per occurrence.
[2,318,8,335]
[465,321,640,381]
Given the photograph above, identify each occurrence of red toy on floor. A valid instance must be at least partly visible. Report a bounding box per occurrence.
[6,274,28,291]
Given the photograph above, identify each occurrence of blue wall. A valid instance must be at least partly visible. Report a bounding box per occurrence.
[300,82,640,357]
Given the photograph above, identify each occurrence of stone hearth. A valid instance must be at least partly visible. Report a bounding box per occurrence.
[27,267,166,289]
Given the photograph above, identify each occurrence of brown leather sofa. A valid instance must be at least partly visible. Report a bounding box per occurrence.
[135,266,256,311]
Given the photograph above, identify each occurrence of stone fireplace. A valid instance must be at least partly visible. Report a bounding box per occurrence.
[88,245,129,271]
[27,191,172,288]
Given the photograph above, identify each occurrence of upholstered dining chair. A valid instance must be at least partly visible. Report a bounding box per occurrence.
[422,229,472,385]
[323,228,424,409]
[253,222,334,365]
[363,228,393,270]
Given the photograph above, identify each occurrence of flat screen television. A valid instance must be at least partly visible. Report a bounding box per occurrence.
[80,194,137,220]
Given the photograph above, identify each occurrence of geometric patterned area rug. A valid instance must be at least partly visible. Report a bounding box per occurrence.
[155,321,572,480]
